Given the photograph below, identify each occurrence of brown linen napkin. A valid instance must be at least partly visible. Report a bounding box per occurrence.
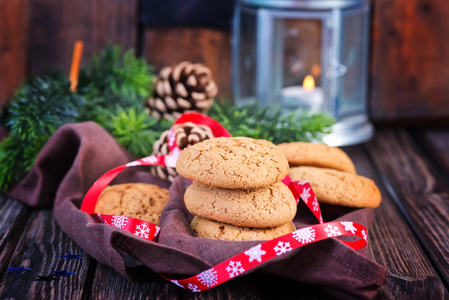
[8,122,387,299]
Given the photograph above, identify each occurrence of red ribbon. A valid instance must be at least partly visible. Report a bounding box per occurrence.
[80,112,367,292]
[164,218,367,292]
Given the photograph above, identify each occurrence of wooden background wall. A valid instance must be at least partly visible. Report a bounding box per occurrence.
[369,0,449,122]
[1,0,449,123]
[0,0,28,105]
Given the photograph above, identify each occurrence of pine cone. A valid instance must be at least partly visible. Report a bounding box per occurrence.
[150,122,214,182]
[146,61,218,120]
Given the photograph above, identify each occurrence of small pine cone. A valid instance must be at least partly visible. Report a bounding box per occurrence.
[150,122,214,182]
[146,61,218,120]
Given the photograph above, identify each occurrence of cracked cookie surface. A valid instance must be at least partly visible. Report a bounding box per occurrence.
[185,182,296,228]
[94,183,170,225]
[176,137,289,189]
[289,166,381,208]
[277,141,356,174]
[190,216,296,241]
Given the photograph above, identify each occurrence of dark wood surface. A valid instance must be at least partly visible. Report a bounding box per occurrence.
[1,127,449,299]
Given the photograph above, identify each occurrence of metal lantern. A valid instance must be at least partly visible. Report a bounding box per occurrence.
[232,0,373,146]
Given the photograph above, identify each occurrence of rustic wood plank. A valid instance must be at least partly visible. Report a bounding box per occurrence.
[0,0,28,107]
[0,208,94,299]
[370,0,449,122]
[89,264,179,299]
[27,0,138,78]
[343,145,448,298]
[364,129,449,290]
[0,194,32,279]
[143,28,232,99]
[88,262,265,299]
[416,128,449,177]
[89,260,333,299]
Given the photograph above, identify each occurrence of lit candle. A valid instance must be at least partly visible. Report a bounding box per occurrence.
[280,75,323,113]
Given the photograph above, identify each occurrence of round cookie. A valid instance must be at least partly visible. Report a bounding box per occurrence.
[184,182,297,228]
[277,141,356,174]
[94,183,170,225]
[176,137,289,189]
[190,216,296,241]
[288,166,381,208]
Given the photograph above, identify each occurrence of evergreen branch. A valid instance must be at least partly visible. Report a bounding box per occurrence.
[0,135,27,191]
[0,44,158,192]
[103,107,172,158]
[77,44,154,109]
[0,73,80,190]
[6,73,83,141]
[208,101,336,144]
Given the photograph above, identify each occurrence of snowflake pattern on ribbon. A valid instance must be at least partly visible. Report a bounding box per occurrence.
[362,229,368,241]
[188,283,201,292]
[197,269,218,287]
[312,197,319,211]
[244,244,266,263]
[324,225,341,237]
[226,261,245,278]
[300,188,311,204]
[168,129,176,147]
[126,161,141,167]
[111,216,128,229]
[164,148,181,168]
[134,223,150,239]
[292,227,316,244]
[141,156,158,164]
[274,241,293,256]
[341,221,357,234]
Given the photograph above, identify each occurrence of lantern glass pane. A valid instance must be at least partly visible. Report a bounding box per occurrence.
[236,8,258,102]
[275,18,323,112]
[338,10,369,120]
[281,19,322,88]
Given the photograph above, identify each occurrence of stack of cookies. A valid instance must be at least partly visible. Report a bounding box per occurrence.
[176,137,297,241]
[277,142,382,208]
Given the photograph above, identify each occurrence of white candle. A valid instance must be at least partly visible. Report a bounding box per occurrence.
[281,85,323,113]
[280,75,323,113]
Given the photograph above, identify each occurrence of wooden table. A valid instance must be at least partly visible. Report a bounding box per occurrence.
[1,127,448,299]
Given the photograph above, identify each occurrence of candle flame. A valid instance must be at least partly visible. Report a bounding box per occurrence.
[302,75,315,90]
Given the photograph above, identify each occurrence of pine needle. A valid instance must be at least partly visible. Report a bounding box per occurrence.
[0,73,82,191]
[7,73,82,141]
[103,107,172,158]
[208,101,336,144]
[77,44,154,109]
[0,135,27,191]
